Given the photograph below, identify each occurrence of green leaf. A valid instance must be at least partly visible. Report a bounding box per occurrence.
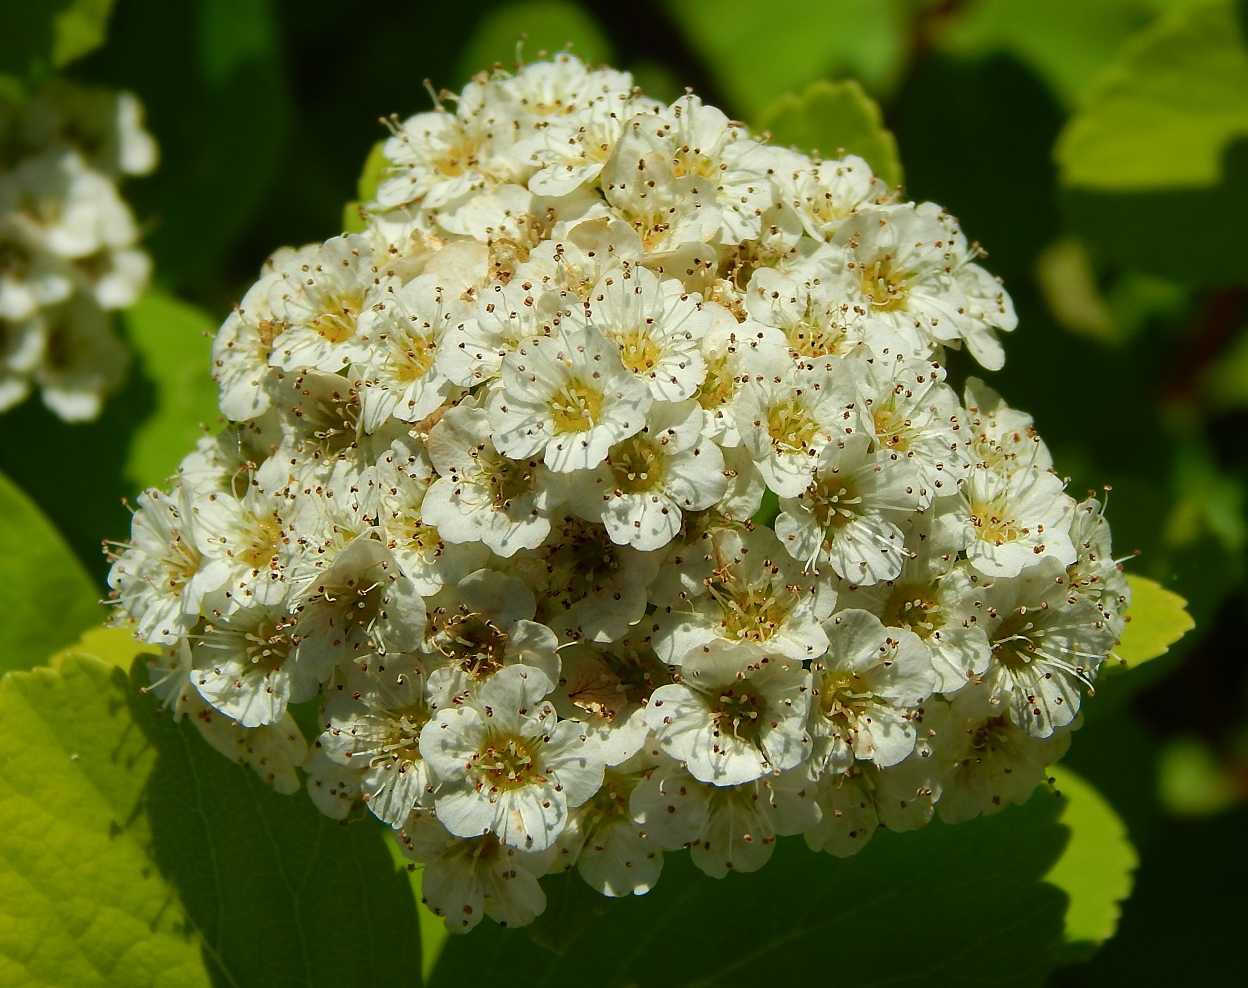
[0,469,101,675]
[123,290,221,491]
[430,791,1071,987]
[52,0,116,69]
[0,0,116,80]
[756,79,902,186]
[48,625,159,672]
[141,673,424,986]
[1057,0,1248,190]
[454,2,613,84]
[1157,737,1242,815]
[0,650,426,988]
[666,0,910,118]
[1056,0,1248,285]
[1114,574,1195,669]
[0,654,208,988]
[1045,767,1138,963]
[938,0,1170,109]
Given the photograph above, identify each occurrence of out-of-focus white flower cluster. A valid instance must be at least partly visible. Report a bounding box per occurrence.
[0,80,156,420]
[108,56,1129,933]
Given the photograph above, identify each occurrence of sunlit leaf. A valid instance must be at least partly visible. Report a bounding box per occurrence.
[123,290,220,491]
[1114,574,1195,669]
[0,654,208,988]
[1056,0,1248,284]
[0,469,101,675]
[755,79,902,186]
[0,651,425,988]
[1157,737,1242,816]
[1057,0,1248,189]
[938,0,1172,108]
[47,625,158,672]
[1045,767,1139,964]
[666,0,909,118]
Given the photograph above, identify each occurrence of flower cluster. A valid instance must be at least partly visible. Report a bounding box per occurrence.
[108,56,1128,933]
[0,80,156,420]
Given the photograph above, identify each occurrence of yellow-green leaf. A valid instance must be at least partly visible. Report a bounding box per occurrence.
[1057,0,1248,190]
[1045,767,1139,963]
[52,0,116,69]
[123,290,221,491]
[48,625,158,672]
[0,654,209,988]
[0,469,102,675]
[1115,574,1195,668]
[756,79,903,186]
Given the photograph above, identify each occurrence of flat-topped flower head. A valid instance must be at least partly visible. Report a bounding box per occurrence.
[104,53,1127,931]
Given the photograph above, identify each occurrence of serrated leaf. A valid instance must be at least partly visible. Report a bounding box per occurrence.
[1055,0,1248,285]
[0,654,209,988]
[1057,0,1248,190]
[0,469,102,675]
[1115,574,1195,669]
[454,2,613,85]
[667,0,909,118]
[0,651,426,988]
[756,79,902,186]
[123,290,221,491]
[938,0,1171,109]
[430,792,1070,988]
[1045,767,1138,963]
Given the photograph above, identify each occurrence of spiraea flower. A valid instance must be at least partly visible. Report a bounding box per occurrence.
[106,54,1128,934]
[0,80,155,420]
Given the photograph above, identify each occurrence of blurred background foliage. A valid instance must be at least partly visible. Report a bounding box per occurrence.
[1,0,1246,982]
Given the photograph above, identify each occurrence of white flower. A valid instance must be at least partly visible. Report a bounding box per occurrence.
[353,272,462,429]
[438,277,569,388]
[288,536,426,684]
[109,486,229,644]
[649,525,833,664]
[555,754,664,897]
[503,513,660,643]
[933,686,1073,824]
[395,807,555,933]
[488,325,652,472]
[946,558,1114,737]
[375,438,490,596]
[849,346,968,498]
[267,235,377,373]
[938,464,1076,578]
[420,568,561,710]
[568,399,727,551]
[962,376,1053,473]
[645,640,812,785]
[212,263,284,421]
[631,760,818,877]
[808,609,936,772]
[552,633,672,766]
[318,655,436,826]
[32,294,127,421]
[190,605,305,727]
[1067,496,1131,638]
[738,358,858,497]
[570,265,712,402]
[420,665,605,851]
[422,397,567,557]
[775,431,923,584]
